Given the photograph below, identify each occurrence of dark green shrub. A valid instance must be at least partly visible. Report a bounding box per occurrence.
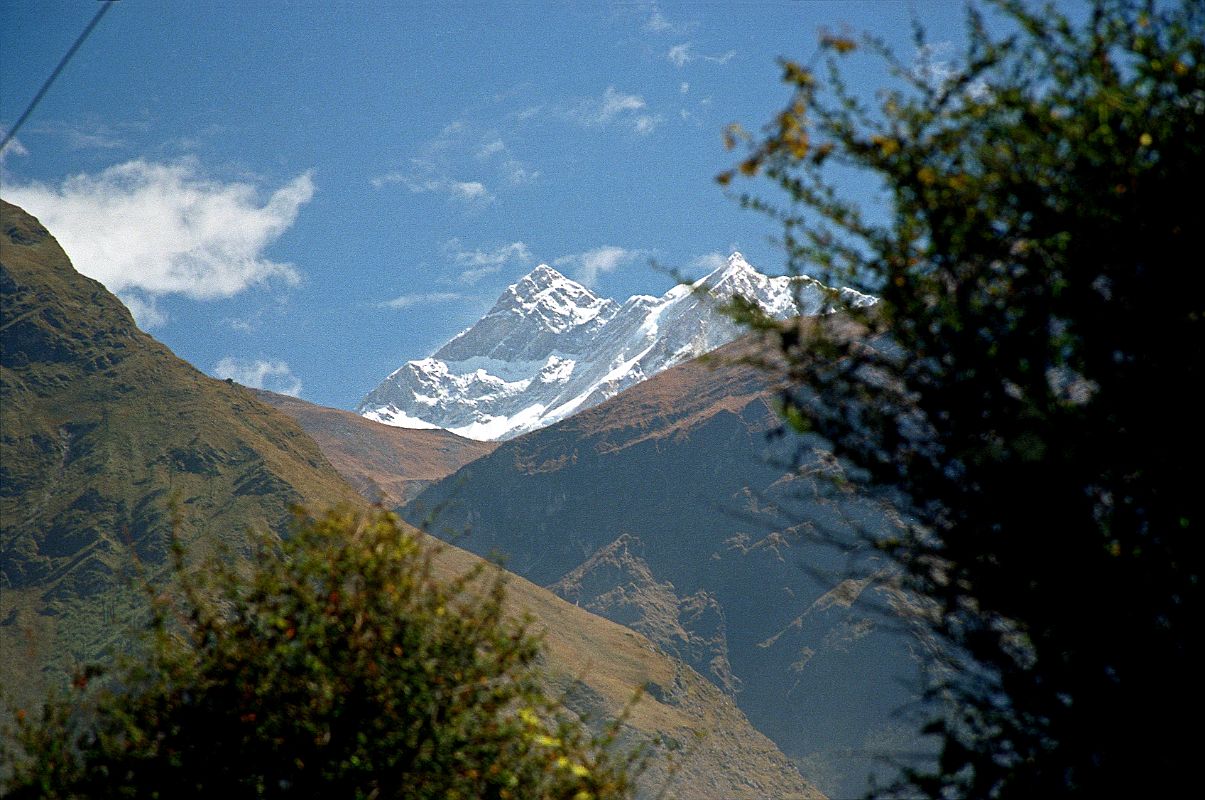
[3,509,635,799]
[727,0,1204,796]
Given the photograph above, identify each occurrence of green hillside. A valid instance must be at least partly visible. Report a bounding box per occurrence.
[0,199,363,709]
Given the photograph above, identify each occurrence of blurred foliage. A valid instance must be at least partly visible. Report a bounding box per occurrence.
[2,509,637,799]
[726,0,1204,796]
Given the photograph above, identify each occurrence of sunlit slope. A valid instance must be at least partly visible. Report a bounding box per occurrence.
[0,198,362,704]
[251,389,496,507]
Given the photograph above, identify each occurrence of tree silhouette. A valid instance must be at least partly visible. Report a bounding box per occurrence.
[725,1,1204,796]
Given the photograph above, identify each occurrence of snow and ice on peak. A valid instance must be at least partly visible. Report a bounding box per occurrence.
[358,255,876,440]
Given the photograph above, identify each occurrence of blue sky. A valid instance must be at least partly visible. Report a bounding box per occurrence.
[2,0,982,409]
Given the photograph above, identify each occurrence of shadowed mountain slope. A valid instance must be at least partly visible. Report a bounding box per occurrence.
[407,336,928,799]
[0,200,820,799]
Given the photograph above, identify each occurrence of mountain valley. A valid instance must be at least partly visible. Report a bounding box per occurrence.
[251,254,924,799]
[0,200,823,799]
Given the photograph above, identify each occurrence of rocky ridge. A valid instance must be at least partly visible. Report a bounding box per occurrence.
[359,253,873,440]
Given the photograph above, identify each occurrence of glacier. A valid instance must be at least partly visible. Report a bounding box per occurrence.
[358,252,874,440]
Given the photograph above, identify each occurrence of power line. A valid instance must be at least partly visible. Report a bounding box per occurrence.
[1,1,117,153]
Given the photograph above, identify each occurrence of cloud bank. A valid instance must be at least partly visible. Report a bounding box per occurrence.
[3,160,313,327]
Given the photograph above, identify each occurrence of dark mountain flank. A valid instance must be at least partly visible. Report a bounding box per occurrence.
[0,200,821,799]
[250,389,496,507]
[407,338,928,798]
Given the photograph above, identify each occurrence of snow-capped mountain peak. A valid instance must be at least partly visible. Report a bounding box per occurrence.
[432,265,617,364]
[521,263,573,291]
[495,264,616,326]
[360,254,872,440]
[707,251,755,280]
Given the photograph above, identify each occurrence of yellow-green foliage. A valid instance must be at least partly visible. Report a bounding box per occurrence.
[2,509,637,799]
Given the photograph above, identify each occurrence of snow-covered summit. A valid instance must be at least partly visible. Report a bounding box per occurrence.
[359,254,873,440]
[435,264,617,363]
[495,264,613,321]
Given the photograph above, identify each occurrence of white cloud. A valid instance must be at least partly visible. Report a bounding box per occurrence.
[120,294,169,329]
[372,172,495,204]
[443,238,532,284]
[375,120,538,198]
[667,42,736,68]
[688,251,728,275]
[213,357,302,397]
[598,87,646,120]
[65,127,126,151]
[0,129,28,166]
[569,87,660,135]
[502,159,540,185]
[475,139,506,160]
[369,172,406,188]
[645,8,674,33]
[643,3,695,35]
[472,136,539,185]
[453,180,489,200]
[379,292,463,310]
[680,82,690,94]
[554,245,648,287]
[3,160,312,313]
[667,43,693,68]
[634,116,660,136]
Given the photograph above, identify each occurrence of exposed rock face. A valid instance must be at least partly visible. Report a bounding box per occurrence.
[552,533,739,694]
[359,253,873,440]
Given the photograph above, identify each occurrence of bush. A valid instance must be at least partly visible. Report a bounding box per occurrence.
[726,0,1204,796]
[2,509,635,799]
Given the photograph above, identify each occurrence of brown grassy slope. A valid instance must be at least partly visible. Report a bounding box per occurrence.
[250,389,496,507]
[530,340,784,452]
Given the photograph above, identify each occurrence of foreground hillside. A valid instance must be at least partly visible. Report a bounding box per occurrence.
[0,199,361,709]
[0,200,821,799]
